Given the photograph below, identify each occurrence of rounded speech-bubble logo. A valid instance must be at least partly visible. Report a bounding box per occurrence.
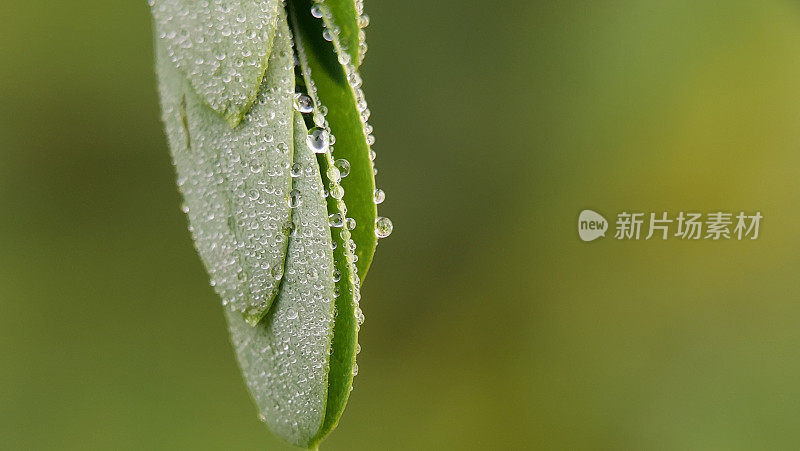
[578,209,608,241]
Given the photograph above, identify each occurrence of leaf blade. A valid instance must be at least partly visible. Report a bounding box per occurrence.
[154,8,296,324]
[225,110,336,448]
[316,0,366,68]
[291,0,378,282]
[151,0,282,126]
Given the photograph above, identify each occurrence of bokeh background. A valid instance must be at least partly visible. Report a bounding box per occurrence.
[4,0,800,449]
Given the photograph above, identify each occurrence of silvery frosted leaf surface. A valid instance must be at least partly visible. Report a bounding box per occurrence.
[155,10,296,325]
[226,111,335,448]
[151,0,282,126]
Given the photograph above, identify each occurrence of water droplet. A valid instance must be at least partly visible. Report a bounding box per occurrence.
[345,217,356,230]
[373,188,385,204]
[328,212,344,228]
[375,217,393,238]
[311,4,323,18]
[293,93,313,113]
[288,189,301,208]
[306,127,329,153]
[286,308,298,320]
[290,163,303,178]
[329,185,344,199]
[334,159,350,178]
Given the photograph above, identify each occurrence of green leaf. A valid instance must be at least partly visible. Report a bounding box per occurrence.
[313,0,367,68]
[290,0,378,282]
[225,111,336,448]
[154,9,296,325]
[151,0,282,127]
[153,1,387,447]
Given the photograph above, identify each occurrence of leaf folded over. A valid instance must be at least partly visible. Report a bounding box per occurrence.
[290,0,378,282]
[151,0,282,126]
[155,8,296,325]
[226,111,336,448]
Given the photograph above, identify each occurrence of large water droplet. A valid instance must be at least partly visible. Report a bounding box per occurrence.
[306,127,329,153]
[293,93,313,113]
[334,159,350,178]
[373,188,385,204]
[375,217,393,238]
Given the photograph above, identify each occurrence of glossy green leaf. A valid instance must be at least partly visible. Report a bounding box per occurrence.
[154,9,295,325]
[151,0,282,126]
[225,111,336,448]
[314,0,366,68]
[290,0,378,282]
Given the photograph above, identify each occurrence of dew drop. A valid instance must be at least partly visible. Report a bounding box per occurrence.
[306,127,329,153]
[373,188,385,204]
[293,93,313,114]
[375,217,393,238]
[329,185,344,200]
[290,163,303,178]
[334,159,350,178]
[329,212,344,228]
[288,189,301,208]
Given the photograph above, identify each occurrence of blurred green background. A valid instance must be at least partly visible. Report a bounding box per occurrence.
[4,0,800,449]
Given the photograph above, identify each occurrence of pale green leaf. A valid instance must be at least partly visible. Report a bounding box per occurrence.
[290,0,378,282]
[151,0,282,126]
[154,9,296,325]
[225,111,336,448]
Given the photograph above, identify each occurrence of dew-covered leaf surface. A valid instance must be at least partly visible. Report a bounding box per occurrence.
[225,111,336,448]
[151,0,282,126]
[313,0,366,68]
[291,0,378,282]
[153,1,389,447]
[155,9,295,325]
[309,130,362,447]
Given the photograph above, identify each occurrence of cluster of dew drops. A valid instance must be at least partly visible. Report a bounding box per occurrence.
[288,0,391,386]
[293,0,392,241]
